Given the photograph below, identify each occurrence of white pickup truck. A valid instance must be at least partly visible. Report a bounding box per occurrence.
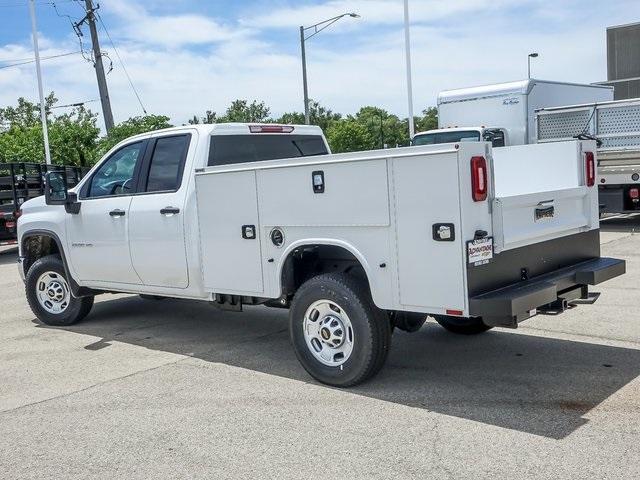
[17,123,625,386]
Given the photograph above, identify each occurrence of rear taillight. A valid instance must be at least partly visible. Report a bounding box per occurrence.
[249,125,294,133]
[470,156,488,202]
[584,151,595,187]
[630,188,639,199]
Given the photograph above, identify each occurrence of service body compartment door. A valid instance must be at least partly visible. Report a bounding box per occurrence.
[195,170,264,295]
[392,152,466,312]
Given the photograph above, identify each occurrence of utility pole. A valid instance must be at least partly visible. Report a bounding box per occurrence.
[27,0,51,164]
[83,0,114,132]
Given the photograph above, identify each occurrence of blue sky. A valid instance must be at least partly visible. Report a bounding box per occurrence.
[1,0,639,129]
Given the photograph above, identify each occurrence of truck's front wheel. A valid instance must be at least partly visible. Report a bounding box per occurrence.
[25,255,94,326]
[433,315,492,335]
[289,273,391,387]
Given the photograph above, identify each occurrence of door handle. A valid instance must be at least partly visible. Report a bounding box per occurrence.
[109,209,126,217]
[160,206,180,215]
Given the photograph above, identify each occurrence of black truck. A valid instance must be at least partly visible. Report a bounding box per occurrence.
[0,162,87,245]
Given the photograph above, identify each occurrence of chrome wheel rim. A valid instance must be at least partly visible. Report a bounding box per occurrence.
[36,271,70,314]
[303,300,354,367]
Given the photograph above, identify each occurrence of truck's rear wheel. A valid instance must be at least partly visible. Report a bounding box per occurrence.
[25,255,94,326]
[289,273,391,387]
[390,311,427,333]
[433,315,492,335]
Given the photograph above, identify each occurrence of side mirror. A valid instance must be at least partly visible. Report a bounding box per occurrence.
[44,172,81,214]
[44,172,68,205]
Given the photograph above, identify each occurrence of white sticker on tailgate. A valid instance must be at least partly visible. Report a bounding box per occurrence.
[467,237,493,266]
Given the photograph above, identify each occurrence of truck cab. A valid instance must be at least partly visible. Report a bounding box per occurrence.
[412,127,508,148]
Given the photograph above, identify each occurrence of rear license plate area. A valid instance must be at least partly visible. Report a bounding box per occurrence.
[467,237,493,266]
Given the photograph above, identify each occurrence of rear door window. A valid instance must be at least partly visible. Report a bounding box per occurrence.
[145,135,190,192]
[208,135,328,166]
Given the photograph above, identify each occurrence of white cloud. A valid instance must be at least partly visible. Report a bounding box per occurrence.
[106,0,247,47]
[1,0,638,132]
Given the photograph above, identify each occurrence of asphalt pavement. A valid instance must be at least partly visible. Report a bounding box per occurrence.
[1,215,639,479]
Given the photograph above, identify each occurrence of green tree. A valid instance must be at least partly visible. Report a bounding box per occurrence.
[277,100,342,132]
[188,110,217,124]
[219,100,271,123]
[95,114,172,158]
[354,106,408,148]
[326,119,374,153]
[0,93,100,166]
[0,92,56,128]
[415,107,438,133]
[48,106,100,166]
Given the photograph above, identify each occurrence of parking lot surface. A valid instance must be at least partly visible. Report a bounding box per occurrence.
[1,215,639,479]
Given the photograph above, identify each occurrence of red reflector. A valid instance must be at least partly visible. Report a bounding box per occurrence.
[446,309,463,316]
[584,151,595,187]
[249,125,294,133]
[470,156,488,202]
[630,188,639,199]
[5,221,15,229]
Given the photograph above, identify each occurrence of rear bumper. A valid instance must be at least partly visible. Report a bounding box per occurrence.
[469,257,625,327]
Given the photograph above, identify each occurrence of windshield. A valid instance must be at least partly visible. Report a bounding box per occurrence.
[413,130,481,145]
[208,134,329,166]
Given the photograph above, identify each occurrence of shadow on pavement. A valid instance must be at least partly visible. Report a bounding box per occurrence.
[0,247,18,266]
[600,213,640,233]
[36,295,640,440]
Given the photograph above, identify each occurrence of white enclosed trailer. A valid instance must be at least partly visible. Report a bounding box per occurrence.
[436,79,613,145]
[536,98,640,213]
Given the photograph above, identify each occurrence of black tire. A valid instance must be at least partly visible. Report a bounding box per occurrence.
[25,255,94,326]
[289,273,391,387]
[390,311,427,333]
[433,315,492,335]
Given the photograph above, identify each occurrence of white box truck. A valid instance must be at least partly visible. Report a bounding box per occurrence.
[426,79,613,146]
[412,79,636,213]
[17,123,624,387]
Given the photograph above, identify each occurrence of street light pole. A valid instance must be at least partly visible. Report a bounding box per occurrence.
[528,52,538,79]
[300,12,360,125]
[403,0,415,139]
[27,0,51,165]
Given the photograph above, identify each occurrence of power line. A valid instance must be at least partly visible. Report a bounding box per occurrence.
[0,50,80,69]
[51,0,94,64]
[95,11,147,114]
[49,98,99,109]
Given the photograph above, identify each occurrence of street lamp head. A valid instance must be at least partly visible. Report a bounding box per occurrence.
[529,52,539,58]
[348,12,360,18]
